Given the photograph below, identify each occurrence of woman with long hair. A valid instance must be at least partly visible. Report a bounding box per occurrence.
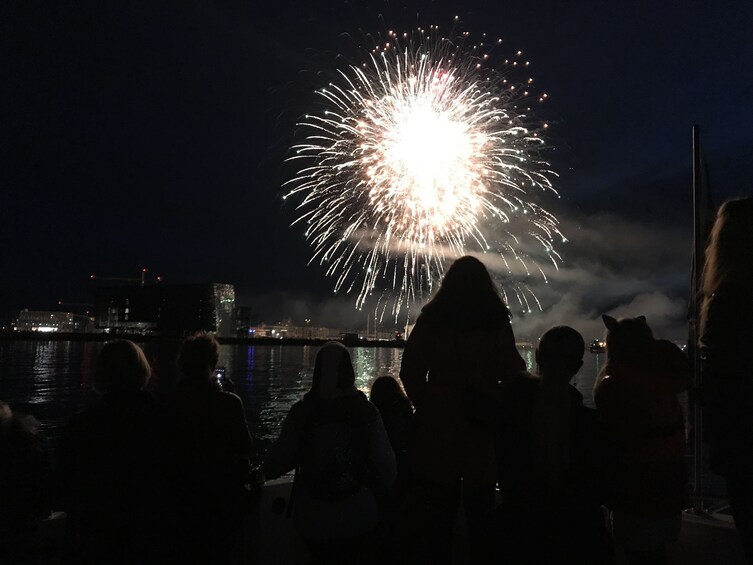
[699,197,753,562]
[399,255,525,564]
[369,376,413,489]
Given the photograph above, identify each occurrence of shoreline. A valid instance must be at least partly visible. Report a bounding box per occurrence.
[0,330,408,348]
[0,331,541,349]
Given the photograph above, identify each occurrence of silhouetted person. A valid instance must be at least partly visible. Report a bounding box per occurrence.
[369,376,414,562]
[399,256,525,565]
[262,341,396,565]
[369,376,413,488]
[165,332,254,564]
[0,402,53,564]
[495,326,611,564]
[595,315,690,565]
[57,340,160,564]
[699,197,753,563]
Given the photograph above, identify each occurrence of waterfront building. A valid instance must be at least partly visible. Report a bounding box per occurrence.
[94,282,236,337]
[14,309,93,333]
[94,284,161,334]
[246,323,397,341]
[248,323,341,340]
[158,283,235,338]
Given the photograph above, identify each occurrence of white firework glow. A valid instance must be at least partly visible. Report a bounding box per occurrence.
[284,27,565,318]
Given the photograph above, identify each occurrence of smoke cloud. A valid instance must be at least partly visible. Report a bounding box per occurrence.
[247,209,692,344]
[503,211,691,343]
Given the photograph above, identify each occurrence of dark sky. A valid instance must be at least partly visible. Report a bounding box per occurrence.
[2,0,752,339]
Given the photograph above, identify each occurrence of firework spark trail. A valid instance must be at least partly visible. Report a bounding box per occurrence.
[284,26,566,319]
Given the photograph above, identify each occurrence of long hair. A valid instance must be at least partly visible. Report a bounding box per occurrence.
[420,256,511,330]
[700,197,753,338]
[369,376,409,412]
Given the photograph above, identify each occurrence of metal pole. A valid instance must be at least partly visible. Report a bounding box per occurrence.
[691,124,704,503]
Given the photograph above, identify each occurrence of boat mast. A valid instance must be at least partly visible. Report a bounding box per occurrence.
[691,124,704,503]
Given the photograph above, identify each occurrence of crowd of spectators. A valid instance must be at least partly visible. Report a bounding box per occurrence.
[2,222,752,564]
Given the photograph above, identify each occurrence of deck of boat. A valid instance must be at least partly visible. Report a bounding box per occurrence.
[251,479,747,564]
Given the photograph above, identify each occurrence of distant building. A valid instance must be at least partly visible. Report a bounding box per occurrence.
[158,283,235,337]
[15,310,92,333]
[248,323,342,341]
[94,282,236,337]
[235,306,258,337]
[249,325,288,339]
[94,284,161,333]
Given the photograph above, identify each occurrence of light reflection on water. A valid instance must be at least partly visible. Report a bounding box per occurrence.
[0,341,604,454]
[0,341,99,444]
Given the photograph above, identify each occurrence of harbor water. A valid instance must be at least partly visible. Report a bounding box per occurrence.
[0,339,603,453]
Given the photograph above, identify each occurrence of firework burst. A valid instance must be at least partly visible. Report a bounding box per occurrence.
[284,25,565,319]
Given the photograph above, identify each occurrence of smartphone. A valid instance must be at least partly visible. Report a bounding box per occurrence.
[215,366,226,388]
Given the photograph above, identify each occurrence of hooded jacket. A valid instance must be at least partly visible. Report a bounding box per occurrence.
[262,342,396,540]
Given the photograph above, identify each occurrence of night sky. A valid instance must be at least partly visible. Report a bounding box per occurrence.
[3,0,752,340]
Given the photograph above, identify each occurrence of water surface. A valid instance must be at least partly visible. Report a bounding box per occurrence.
[0,340,602,454]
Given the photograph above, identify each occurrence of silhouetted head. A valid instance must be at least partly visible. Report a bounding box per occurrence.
[94,340,151,394]
[421,255,510,329]
[308,341,356,400]
[439,256,496,297]
[177,332,220,381]
[602,314,653,365]
[369,376,407,410]
[536,326,584,380]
